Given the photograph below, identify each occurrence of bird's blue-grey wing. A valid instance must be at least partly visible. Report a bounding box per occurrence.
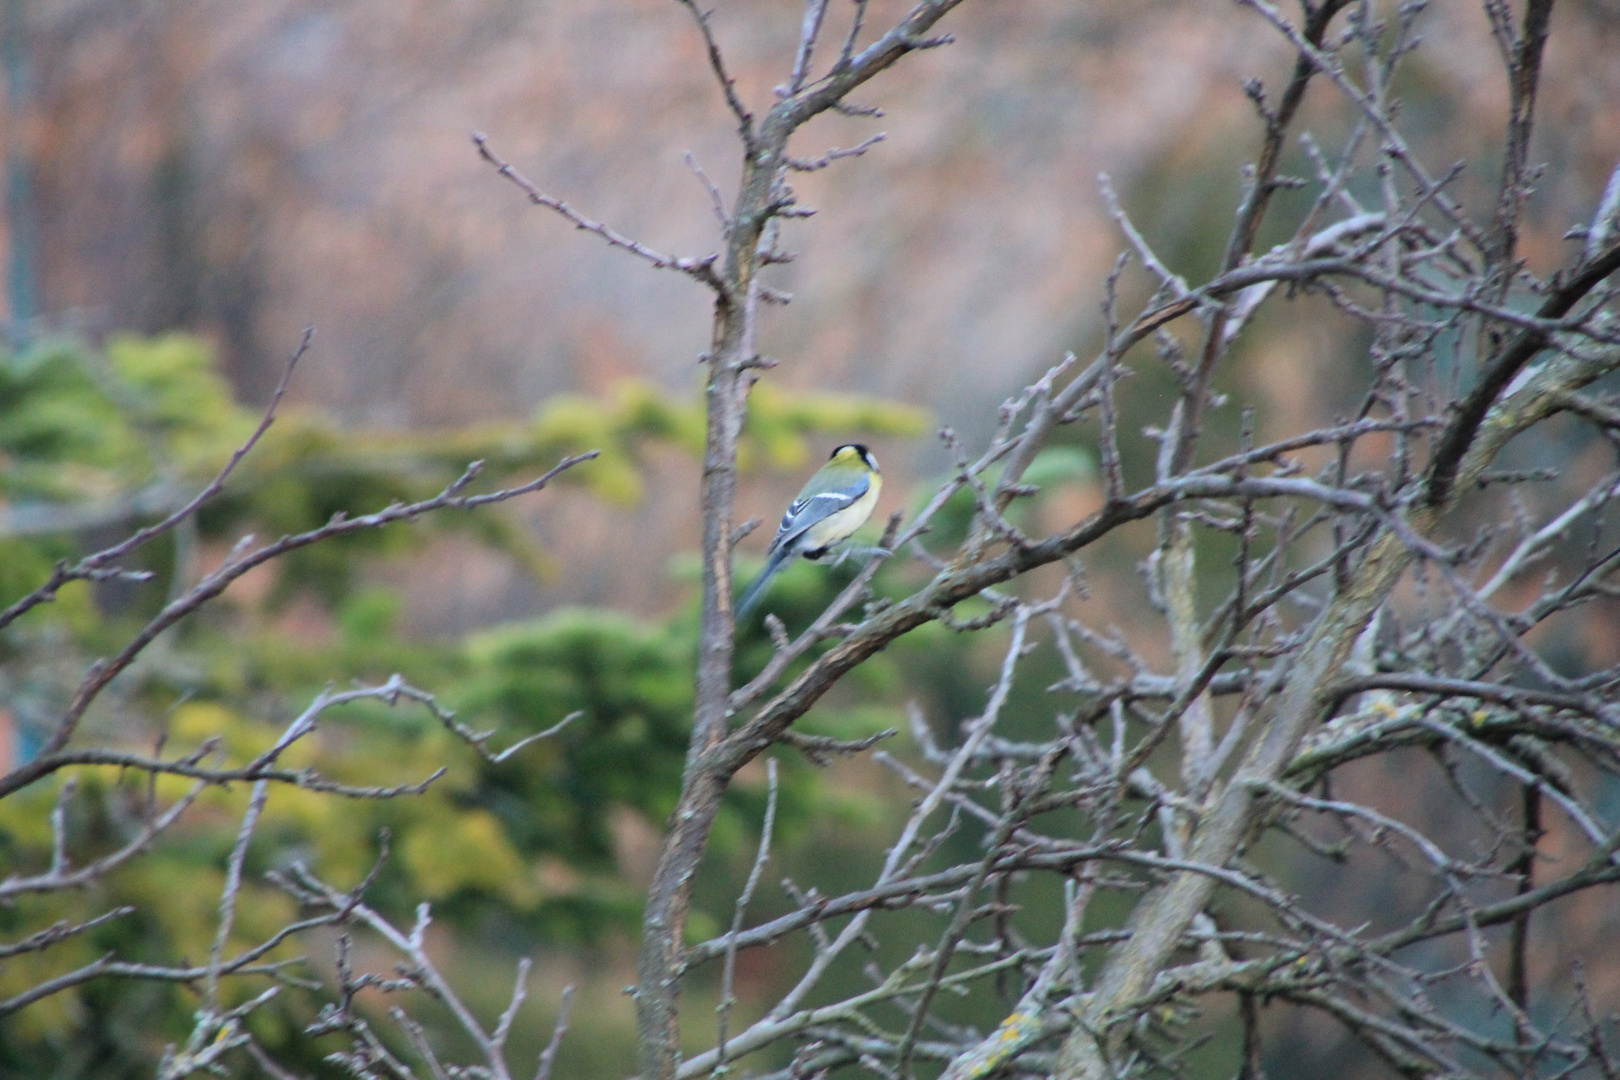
[768,481,869,553]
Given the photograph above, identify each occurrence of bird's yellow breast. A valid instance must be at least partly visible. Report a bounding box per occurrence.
[800,473,881,553]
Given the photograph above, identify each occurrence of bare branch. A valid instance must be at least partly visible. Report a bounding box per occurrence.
[716,758,779,1064]
[0,450,597,802]
[534,985,575,1080]
[675,0,754,136]
[474,133,722,287]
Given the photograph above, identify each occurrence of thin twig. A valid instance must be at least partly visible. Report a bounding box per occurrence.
[475,133,721,287]
[717,758,780,1063]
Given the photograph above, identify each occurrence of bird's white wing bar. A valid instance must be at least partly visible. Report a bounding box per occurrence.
[788,489,861,521]
[771,485,869,550]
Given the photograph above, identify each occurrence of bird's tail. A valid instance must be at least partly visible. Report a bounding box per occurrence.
[736,546,791,619]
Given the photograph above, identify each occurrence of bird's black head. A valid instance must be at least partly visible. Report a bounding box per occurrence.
[830,443,878,470]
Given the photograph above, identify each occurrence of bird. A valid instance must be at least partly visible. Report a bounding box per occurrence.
[736,443,882,618]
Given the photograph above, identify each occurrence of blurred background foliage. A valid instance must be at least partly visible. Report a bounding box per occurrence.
[0,332,967,1077]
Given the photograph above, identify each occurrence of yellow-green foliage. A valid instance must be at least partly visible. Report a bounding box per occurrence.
[1,333,937,1075]
[743,381,930,472]
[1,336,926,615]
[0,333,946,1075]
[104,333,250,461]
[0,334,250,504]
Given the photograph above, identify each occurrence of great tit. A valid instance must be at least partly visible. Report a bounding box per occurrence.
[736,443,882,618]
